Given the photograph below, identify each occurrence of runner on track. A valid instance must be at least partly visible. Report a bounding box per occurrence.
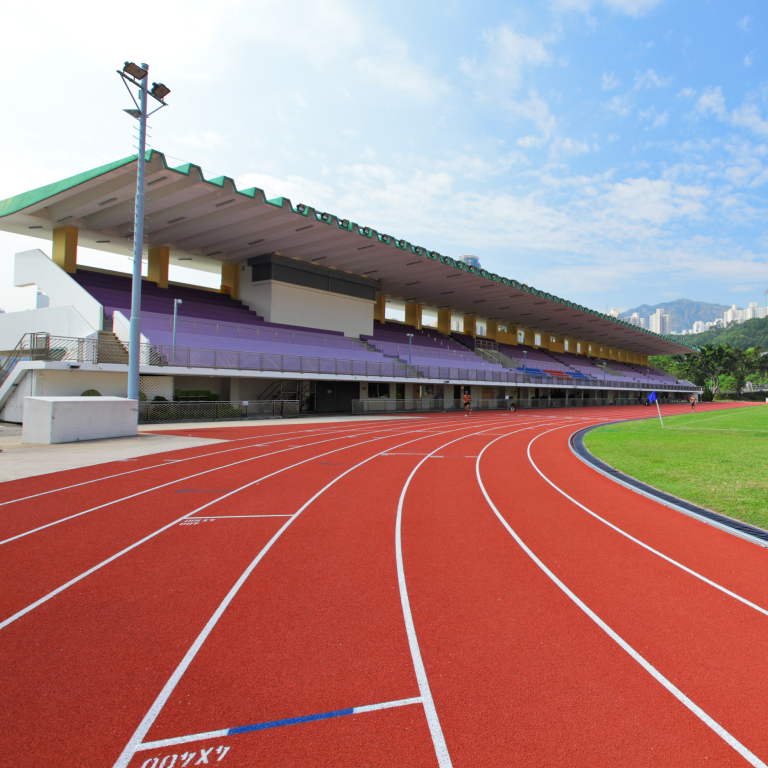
[690,395,696,411]
[463,390,472,416]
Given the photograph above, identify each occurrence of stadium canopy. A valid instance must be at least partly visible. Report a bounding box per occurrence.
[0,150,696,356]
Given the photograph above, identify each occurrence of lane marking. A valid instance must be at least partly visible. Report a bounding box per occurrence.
[528,427,768,619]
[135,697,424,751]
[477,432,768,768]
[3,421,519,632]
[392,418,582,768]
[0,420,430,508]
[195,515,292,519]
[0,422,457,547]
[112,420,519,768]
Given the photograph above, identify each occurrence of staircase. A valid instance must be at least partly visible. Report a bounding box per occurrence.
[97,330,129,364]
[259,380,316,411]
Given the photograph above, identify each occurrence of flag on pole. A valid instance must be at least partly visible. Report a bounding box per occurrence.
[648,391,663,426]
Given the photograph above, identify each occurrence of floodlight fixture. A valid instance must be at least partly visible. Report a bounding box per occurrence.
[340,219,350,228]
[320,213,330,222]
[123,61,147,80]
[151,82,170,100]
[296,204,307,213]
[123,108,141,119]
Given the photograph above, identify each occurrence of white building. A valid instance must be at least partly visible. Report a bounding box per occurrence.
[649,308,671,335]
[627,312,646,329]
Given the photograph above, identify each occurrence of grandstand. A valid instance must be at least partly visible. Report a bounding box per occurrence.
[0,150,699,421]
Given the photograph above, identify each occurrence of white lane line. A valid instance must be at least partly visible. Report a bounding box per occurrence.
[528,427,768,619]
[194,515,293,519]
[135,697,424,752]
[1,416,529,632]
[0,421,427,507]
[477,433,767,768]
[112,421,505,768]
[392,419,574,768]
[0,422,452,547]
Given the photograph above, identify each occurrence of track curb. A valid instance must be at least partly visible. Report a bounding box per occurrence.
[570,423,768,549]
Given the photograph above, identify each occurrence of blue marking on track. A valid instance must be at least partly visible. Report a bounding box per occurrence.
[228,708,355,735]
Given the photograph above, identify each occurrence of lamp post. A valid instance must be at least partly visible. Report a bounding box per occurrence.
[407,333,414,367]
[523,349,527,373]
[172,299,182,356]
[117,62,171,403]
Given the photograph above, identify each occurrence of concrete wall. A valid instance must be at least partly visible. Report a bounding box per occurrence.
[0,305,97,350]
[31,368,128,398]
[22,397,138,444]
[239,279,374,338]
[15,249,103,331]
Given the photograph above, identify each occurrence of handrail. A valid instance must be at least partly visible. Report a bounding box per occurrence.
[1,334,700,392]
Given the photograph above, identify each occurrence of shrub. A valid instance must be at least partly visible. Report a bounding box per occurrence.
[152,395,168,402]
[701,385,714,402]
[138,391,147,401]
[81,389,101,397]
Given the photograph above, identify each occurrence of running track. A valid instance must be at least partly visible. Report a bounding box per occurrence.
[1,403,766,767]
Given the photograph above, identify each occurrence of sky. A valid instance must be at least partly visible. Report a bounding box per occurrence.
[0,0,766,314]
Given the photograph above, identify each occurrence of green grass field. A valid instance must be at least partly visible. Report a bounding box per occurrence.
[584,405,768,530]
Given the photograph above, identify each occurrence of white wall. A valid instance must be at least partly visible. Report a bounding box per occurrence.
[0,305,97,349]
[14,249,103,330]
[239,280,374,338]
[32,369,128,398]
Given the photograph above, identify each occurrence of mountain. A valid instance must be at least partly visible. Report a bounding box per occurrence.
[684,316,768,350]
[620,299,734,334]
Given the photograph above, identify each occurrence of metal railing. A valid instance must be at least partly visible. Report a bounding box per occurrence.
[0,334,699,393]
[352,397,675,414]
[367,340,481,364]
[138,400,299,423]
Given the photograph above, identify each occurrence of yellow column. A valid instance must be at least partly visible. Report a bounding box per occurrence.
[437,310,451,336]
[538,332,550,350]
[148,246,170,288]
[486,320,498,340]
[374,295,386,323]
[523,329,535,347]
[52,226,78,274]
[221,263,239,299]
[464,315,476,338]
[405,303,422,330]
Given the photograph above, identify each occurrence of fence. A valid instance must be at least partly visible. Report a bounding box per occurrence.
[352,397,681,415]
[138,400,299,423]
[0,333,699,394]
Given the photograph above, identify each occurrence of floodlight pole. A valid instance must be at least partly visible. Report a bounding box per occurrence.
[127,63,149,403]
[407,333,414,367]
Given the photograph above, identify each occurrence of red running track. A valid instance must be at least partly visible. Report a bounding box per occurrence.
[1,403,765,767]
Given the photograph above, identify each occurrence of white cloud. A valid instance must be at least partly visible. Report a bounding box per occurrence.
[553,0,665,18]
[696,86,727,119]
[634,69,672,89]
[731,104,768,136]
[550,137,591,158]
[744,55,753,67]
[601,72,620,90]
[606,94,631,115]
[737,15,750,32]
[677,87,697,99]
[652,111,669,128]
[604,177,707,224]
[461,25,553,90]
[608,133,620,142]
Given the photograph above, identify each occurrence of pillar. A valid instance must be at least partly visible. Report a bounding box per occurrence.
[486,320,498,340]
[464,315,476,338]
[221,263,239,299]
[52,226,78,274]
[405,303,422,330]
[437,310,451,336]
[148,246,170,288]
[374,295,386,324]
[523,328,535,347]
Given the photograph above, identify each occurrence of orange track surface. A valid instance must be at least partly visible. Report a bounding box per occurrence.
[1,403,764,767]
